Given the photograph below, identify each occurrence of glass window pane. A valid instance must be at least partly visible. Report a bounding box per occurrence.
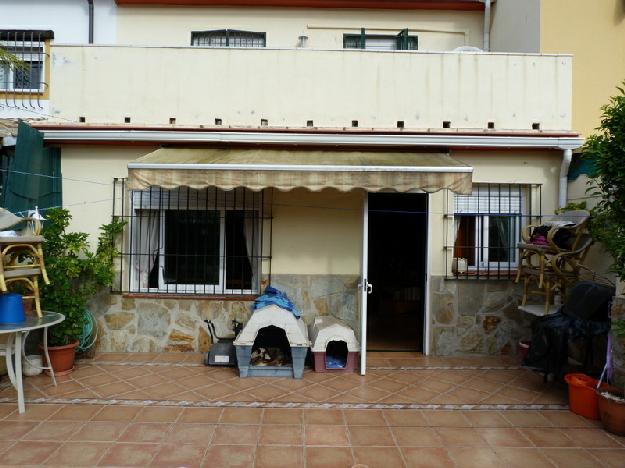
[0,64,9,89]
[225,210,252,290]
[488,216,514,262]
[164,210,220,285]
[14,61,41,90]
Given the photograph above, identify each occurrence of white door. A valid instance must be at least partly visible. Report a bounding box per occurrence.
[359,194,372,375]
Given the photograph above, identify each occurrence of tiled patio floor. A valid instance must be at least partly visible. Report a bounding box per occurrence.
[0,352,622,467]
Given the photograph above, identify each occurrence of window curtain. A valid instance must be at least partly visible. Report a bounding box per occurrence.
[133,209,160,290]
[243,210,258,292]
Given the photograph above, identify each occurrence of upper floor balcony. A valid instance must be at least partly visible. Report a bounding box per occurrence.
[47,45,572,132]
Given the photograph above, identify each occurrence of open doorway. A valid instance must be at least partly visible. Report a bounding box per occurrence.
[367,193,427,351]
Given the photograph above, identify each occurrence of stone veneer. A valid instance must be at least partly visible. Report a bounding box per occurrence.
[611,295,625,389]
[91,274,359,353]
[429,276,532,355]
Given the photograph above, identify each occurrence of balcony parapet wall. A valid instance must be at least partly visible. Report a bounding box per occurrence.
[49,46,572,131]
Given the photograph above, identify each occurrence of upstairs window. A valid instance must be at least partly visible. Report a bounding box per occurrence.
[0,30,52,93]
[344,28,418,51]
[191,29,266,48]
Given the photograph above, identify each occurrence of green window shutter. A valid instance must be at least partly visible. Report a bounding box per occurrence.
[3,121,62,214]
[359,28,366,49]
[396,29,409,50]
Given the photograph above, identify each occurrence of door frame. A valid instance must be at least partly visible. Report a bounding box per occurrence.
[359,192,430,375]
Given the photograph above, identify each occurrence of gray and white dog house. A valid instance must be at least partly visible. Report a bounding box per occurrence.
[234,304,310,378]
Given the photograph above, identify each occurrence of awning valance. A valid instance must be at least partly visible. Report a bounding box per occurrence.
[127,148,473,194]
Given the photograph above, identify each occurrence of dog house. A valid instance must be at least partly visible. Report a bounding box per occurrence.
[234,304,310,378]
[309,316,359,373]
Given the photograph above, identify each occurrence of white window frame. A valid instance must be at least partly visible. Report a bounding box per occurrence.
[454,185,525,270]
[0,42,45,93]
[129,188,260,295]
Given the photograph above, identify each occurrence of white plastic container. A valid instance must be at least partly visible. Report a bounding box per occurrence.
[23,355,43,376]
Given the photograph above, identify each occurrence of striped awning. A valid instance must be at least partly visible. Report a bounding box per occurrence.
[127,148,472,194]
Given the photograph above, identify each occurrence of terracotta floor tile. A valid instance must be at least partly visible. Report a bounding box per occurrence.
[94,381,136,398]
[502,410,554,427]
[492,447,557,468]
[401,447,454,468]
[212,424,260,445]
[76,373,118,387]
[166,423,215,445]
[44,441,111,466]
[395,387,439,403]
[344,409,387,426]
[446,447,501,468]
[299,384,340,401]
[565,428,623,448]
[49,404,104,421]
[178,408,222,423]
[392,427,443,447]
[196,383,237,400]
[262,408,303,424]
[0,421,38,440]
[134,406,182,422]
[305,425,350,446]
[150,443,206,468]
[304,409,345,425]
[93,405,142,421]
[126,373,168,388]
[98,442,160,466]
[520,428,575,447]
[22,420,83,441]
[119,422,171,443]
[255,445,304,468]
[306,446,354,468]
[0,440,57,465]
[422,410,471,427]
[539,410,594,428]
[587,448,625,467]
[462,411,512,428]
[353,446,406,468]
[259,424,303,445]
[384,410,428,427]
[71,421,129,441]
[476,428,533,447]
[372,378,408,393]
[220,407,263,424]
[0,404,16,418]
[349,425,396,446]
[541,448,603,467]
[3,404,60,421]
[436,427,488,447]
[202,444,255,467]
[463,377,504,393]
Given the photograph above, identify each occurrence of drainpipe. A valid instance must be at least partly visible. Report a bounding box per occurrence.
[559,148,573,208]
[483,0,491,51]
[87,0,94,44]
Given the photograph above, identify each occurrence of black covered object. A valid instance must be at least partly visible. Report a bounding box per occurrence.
[561,281,614,321]
[523,281,614,380]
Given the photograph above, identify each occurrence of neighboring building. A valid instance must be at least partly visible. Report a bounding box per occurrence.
[2,1,592,369]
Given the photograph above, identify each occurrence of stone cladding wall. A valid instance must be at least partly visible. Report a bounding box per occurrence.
[429,277,532,355]
[91,274,359,353]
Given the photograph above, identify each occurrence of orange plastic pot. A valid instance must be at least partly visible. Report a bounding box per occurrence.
[40,340,79,376]
[565,373,604,420]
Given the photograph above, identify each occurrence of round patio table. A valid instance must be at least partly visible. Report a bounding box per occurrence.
[0,311,64,413]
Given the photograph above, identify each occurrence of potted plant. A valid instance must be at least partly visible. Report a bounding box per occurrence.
[583,83,625,434]
[40,208,124,375]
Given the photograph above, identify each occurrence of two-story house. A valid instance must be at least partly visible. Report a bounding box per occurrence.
[1,0,590,372]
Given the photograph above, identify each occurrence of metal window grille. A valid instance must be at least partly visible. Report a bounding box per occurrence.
[112,179,273,296]
[191,30,266,48]
[444,183,542,280]
[343,28,418,51]
[0,30,51,109]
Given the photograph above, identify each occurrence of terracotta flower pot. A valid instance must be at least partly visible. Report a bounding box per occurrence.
[40,340,80,376]
[597,387,625,436]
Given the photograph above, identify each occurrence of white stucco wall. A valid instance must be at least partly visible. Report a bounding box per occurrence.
[116,6,482,50]
[2,0,117,44]
[48,45,573,131]
[490,0,541,53]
